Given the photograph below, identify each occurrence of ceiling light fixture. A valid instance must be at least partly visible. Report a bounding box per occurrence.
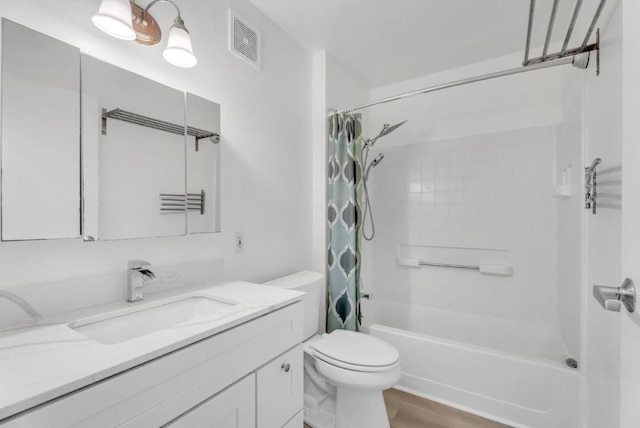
[92,0,197,68]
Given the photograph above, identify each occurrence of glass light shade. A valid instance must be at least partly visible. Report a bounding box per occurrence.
[92,0,136,41]
[162,25,197,68]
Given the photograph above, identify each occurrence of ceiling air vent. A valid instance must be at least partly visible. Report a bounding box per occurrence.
[229,10,261,69]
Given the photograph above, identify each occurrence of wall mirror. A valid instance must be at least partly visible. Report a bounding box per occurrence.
[0,18,220,242]
[186,93,221,234]
[1,20,81,241]
[81,56,221,240]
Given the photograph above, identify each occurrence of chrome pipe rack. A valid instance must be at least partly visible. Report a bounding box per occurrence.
[523,0,607,72]
[562,0,584,54]
[101,108,220,145]
[160,190,205,214]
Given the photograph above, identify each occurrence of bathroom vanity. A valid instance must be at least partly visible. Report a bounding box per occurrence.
[0,17,301,428]
[0,282,303,427]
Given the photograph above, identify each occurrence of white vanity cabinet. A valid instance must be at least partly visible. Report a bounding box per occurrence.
[0,302,303,428]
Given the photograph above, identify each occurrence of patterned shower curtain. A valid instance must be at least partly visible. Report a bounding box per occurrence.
[327,112,363,333]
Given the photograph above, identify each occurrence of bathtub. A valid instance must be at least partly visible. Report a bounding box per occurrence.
[363,300,582,428]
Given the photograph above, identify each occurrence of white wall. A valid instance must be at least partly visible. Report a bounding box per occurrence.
[326,55,369,113]
[310,51,326,276]
[0,0,313,320]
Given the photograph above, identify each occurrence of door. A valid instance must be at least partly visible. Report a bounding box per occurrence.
[620,1,640,426]
[256,345,303,428]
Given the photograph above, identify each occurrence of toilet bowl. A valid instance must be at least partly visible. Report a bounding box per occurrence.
[264,272,401,428]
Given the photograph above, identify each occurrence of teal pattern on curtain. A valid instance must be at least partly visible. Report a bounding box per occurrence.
[327,112,363,333]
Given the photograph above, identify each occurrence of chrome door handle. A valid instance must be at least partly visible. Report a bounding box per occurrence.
[593,278,636,313]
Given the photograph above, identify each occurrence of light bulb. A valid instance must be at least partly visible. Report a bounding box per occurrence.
[162,18,197,68]
[92,0,136,40]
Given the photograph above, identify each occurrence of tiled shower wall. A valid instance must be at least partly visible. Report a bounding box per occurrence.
[366,126,559,327]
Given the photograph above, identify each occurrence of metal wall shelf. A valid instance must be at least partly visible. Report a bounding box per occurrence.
[101,108,220,143]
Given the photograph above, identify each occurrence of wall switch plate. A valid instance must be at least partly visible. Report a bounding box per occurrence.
[235,232,245,253]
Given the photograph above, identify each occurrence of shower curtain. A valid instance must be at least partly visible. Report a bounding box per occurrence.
[327,111,363,333]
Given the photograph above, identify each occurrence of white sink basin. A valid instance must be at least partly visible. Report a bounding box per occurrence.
[70,296,237,345]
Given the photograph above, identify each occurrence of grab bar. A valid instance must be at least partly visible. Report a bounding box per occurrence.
[396,258,512,276]
[421,261,479,270]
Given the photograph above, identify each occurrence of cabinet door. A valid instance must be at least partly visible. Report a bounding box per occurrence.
[282,411,303,428]
[1,19,80,240]
[256,345,303,428]
[164,374,255,428]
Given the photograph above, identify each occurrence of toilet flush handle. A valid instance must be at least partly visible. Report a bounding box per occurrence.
[281,363,291,373]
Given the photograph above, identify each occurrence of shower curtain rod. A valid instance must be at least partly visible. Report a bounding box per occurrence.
[340,0,607,115]
[337,53,589,114]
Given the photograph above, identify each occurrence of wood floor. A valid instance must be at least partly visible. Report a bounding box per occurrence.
[303,388,509,428]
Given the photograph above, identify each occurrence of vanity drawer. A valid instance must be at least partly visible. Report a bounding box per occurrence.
[256,345,303,428]
[1,303,302,428]
[163,374,255,428]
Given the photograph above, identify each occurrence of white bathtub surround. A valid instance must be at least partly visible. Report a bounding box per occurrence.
[365,300,580,426]
[366,126,561,329]
[366,300,569,362]
[357,125,585,427]
[0,281,302,421]
[369,323,579,428]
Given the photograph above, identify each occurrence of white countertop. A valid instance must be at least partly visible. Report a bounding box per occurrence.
[0,281,302,421]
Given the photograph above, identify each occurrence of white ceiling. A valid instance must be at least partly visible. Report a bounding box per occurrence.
[248,0,613,88]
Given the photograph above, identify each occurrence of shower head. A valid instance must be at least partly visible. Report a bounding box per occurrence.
[377,120,407,139]
[587,157,602,173]
[365,153,384,180]
[364,120,407,147]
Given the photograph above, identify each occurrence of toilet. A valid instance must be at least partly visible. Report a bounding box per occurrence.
[264,271,401,428]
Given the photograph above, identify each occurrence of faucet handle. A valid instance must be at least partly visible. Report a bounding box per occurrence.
[128,259,152,270]
[593,278,636,313]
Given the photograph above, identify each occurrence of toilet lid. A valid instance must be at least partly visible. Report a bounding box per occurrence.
[313,330,399,369]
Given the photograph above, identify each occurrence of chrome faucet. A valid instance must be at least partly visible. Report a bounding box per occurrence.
[127,260,156,302]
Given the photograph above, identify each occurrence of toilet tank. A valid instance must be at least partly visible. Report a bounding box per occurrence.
[263,271,324,340]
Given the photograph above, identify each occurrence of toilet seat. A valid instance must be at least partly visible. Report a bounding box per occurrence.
[312,330,400,373]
